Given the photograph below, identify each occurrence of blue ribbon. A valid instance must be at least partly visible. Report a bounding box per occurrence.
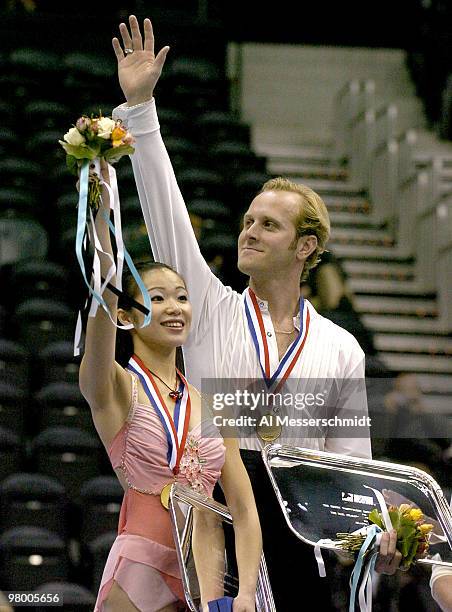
[75,160,108,311]
[75,158,151,329]
[103,213,151,328]
[349,525,381,612]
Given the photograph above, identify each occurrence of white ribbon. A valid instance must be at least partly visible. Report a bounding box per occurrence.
[364,485,393,531]
[314,538,336,577]
[73,158,141,356]
[357,551,378,612]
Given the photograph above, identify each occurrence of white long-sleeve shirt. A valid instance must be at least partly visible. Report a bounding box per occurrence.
[113,99,371,458]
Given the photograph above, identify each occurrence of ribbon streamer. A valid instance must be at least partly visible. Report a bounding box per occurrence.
[313,485,391,611]
[348,524,382,612]
[364,485,393,532]
[314,538,337,577]
[347,486,391,612]
[73,158,151,355]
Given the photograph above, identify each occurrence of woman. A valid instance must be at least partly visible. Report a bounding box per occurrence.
[79,162,262,612]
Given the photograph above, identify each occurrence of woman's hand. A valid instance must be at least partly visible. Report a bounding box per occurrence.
[233,593,256,611]
[112,15,169,107]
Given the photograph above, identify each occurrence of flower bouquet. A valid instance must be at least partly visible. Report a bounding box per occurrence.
[58,114,150,356]
[59,114,135,209]
[330,488,436,612]
[336,503,433,571]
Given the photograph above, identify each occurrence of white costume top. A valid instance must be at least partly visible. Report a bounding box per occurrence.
[113,99,371,458]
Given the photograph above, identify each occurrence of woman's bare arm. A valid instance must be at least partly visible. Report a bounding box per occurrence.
[220,438,262,612]
[78,162,131,440]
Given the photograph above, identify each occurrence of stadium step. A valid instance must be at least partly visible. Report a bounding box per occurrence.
[380,353,452,374]
[348,278,434,296]
[255,143,333,164]
[416,374,452,396]
[331,244,415,260]
[267,160,348,181]
[421,395,452,415]
[354,296,437,317]
[343,260,415,280]
[330,227,394,247]
[362,314,447,334]
[328,211,378,228]
[374,333,452,355]
[293,177,365,197]
[320,196,372,214]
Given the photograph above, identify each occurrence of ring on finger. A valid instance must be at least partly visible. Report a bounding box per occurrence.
[124,47,134,54]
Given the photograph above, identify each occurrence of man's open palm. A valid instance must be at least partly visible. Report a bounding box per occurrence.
[112,15,169,106]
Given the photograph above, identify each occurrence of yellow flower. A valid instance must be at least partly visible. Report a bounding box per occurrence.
[111,125,126,141]
[111,125,127,147]
[408,508,423,522]
[398,504,412,515]
[418,523,433,534]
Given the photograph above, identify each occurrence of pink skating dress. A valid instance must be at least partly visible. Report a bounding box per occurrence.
[94,373,226,611]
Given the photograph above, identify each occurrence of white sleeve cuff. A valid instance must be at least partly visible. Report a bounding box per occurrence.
[429,554,452,590]
[112,98,160,134]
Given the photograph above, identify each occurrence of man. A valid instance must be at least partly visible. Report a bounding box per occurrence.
[111,16,400,610]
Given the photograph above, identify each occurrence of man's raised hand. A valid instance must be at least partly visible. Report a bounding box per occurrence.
[112,15,169,107]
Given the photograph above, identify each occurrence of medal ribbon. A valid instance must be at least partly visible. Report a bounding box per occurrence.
[127,354,191,474]
[244,287,310,393]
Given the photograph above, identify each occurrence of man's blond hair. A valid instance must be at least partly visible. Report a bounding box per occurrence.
[260,177,330,281]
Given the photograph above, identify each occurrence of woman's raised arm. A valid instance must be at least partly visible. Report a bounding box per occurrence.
[78,162,131,426]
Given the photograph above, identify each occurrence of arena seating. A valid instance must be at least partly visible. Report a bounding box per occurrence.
[0,6,450,608]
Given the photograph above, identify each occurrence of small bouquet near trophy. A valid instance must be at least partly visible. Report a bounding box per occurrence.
[333,489,434,612]
[336,503,433,571]
[58,114,151,355]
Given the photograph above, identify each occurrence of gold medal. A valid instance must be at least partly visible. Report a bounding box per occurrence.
[256,412,282,442]
[160,483,173,510]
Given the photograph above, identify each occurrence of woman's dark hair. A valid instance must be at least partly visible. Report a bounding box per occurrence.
[115,260,186,374]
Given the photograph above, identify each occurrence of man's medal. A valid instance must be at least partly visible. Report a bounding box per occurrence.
[244,288,310,442]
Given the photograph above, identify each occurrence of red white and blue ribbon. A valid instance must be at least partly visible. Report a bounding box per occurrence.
[127,354,191,474]
[244,287,310,392]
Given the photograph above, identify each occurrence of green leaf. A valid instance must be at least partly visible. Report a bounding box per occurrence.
[404,539,419,567]
[399,533,415,557]
[389,509,400,530]
[58,141,99,160]
[398,525,416,541]
[65,155,79,176]
[103,144,135,162]
[368,510,384,529]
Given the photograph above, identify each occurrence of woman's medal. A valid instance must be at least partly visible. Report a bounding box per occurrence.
[160,483,173,510]
[127,354,191,509]
[255,412,282,442]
